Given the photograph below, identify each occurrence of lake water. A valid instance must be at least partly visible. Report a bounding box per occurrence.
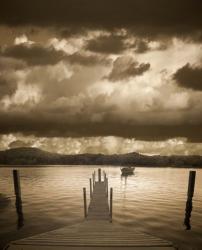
[0,166,202,250]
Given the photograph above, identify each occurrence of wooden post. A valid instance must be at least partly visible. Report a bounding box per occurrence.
[13,170,24,229]
[83,187,87,218]
[104,172,107,184]
[98,168,101,182]
[106,177,108,197]
[92,172,95,187]
[13,170,21,199]
[187,171,196,200]
[184,170,196,230]
[110,187,113,222]
[89,178,93,198]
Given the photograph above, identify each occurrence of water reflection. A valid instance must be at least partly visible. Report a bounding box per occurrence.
[184,199,192,230]
[121,175,128,186]
[15,196,24,229]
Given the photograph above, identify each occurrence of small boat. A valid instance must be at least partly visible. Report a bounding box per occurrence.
[121,166,135,175]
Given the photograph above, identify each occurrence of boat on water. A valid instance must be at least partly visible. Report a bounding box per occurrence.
[121,166,135,175]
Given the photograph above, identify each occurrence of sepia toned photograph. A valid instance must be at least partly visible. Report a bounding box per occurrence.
[0,1,202,249]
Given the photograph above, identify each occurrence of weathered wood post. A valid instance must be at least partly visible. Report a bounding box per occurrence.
[104,172,107,184]
[98,168,101,182]
[184,171,196,230]
[13,170,24,229]
[89,178,93,198]
[13,170,21,199]
[187,171,196,200]
[83,187,87,218]
[106,177,108,197]
[92,172,94,188]
[103,170,106,182]
[110,187,113,222]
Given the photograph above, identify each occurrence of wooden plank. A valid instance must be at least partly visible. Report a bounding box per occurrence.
[8,221,175,249]
[87,181,110,221]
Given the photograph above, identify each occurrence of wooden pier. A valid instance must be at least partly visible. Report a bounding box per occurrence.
[5,169,177,250]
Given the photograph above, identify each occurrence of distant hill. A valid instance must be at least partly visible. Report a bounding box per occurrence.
[0,147,202,167]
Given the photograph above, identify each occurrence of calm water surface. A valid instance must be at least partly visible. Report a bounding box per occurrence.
[0,166,202,249]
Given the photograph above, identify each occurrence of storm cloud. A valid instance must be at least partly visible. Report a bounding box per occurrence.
[0,75,17,98]
[173,63,202,91]
[1,0,202,40]
[0,109,202,142]
[86,34,126,54]
[1,44,66,66]
[0,1,202,155]
[106,56,150,81]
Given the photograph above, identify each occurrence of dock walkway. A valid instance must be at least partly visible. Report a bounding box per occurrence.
[5,169,177,250]
[87,181,110,221]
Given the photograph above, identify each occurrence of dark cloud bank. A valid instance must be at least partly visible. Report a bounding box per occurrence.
[0,109,202,142]
[173,63,202,91]
[0,43,109,66]
[0,0,202,146]
[1,0,202,39]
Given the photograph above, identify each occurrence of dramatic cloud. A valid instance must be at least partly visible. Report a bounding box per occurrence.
[134,40,150,53]
[68,52,110,66]
[86,34,126,54]
[106,56,150,81]
[1,134,202,156]
[0,56,26,71]
[1,44,66,66]
[0,2,202,155]
[1,0,202,40]
[173,63,202,91]
[0,38,202,144]
[0,75,17,98]
[0,39,109,67]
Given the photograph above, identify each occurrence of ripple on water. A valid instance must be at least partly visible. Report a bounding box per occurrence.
[0,166,202,250]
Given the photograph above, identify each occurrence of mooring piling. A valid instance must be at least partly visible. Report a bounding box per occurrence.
[106,177,108,197]
[89,178,93,198]
[13,170,21,199]
[92,171,95,187]
[110,187,113,222]
[12,170,24,229]
[184,170,196,230]
[83,187,87,218]
[98,168,101,182]
[187,170,196,200]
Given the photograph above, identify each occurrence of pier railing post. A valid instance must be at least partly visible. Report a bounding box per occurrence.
[184,170,196,230]
[104,172,107,184]
[106,178,108,197]
[98,168,101,182]
[187,170,196,200]
[83,187,87,218]
[13,170,24,229]
[110,187,113,222]
[89,178,93,198]
[13,170,21,199]
[92,173,94,187]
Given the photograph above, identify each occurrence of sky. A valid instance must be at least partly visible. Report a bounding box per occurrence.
[0,0,202,155]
